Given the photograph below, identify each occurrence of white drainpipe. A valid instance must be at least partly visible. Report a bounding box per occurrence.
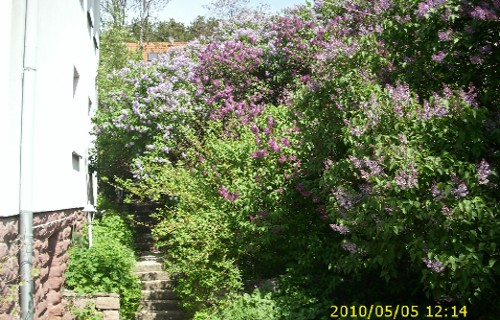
[19,0,39,318]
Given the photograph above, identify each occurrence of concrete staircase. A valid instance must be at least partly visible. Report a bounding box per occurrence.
[128,203,186,320]
[134,253,186,320]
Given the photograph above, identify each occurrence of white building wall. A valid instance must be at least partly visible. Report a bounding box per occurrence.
[0,0,99,216]
[0,0,25,217]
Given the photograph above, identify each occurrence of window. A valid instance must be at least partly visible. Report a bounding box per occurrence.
[72,151,82,172]
[93,35,99,52]
[147,52,159,62]
[88,98,92,116]
[73,67,79,98]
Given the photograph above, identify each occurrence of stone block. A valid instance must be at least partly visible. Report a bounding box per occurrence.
[96,296,120,310]
[48,277,64,290]
[36,299,49,318]
[0,243,8,258]
[50,263,67,278]
[47,290,61,304]
[35,253,50,267]
[39,266,50,279]
[49,302,64,316]
[56,239,70,253]
[103,310,120,320]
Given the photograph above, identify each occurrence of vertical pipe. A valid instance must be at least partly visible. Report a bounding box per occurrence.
[87,212,93,248]
[19,211,33,320]
[19,0,39,318]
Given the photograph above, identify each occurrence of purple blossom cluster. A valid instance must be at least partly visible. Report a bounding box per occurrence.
[341,242,358,253]
[348,155,386,181]
[431,181,445,200]
[331,186,361,210]
[329,223,350,234]
[417,95,449,120]
[96,45,199,172]
[394,163,418,190]
[195,38,271,122]
[386,83,412,117]
[476,159,492,184]
[450,174,469,199]
[422,257,445,273]
[218,185,239,202]
[415,0,448,19]
[469,1,499,20]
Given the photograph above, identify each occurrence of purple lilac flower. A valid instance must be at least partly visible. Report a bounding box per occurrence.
[451,174,469,199]
[251,149,268,159]
[348,156,385,180]
[395,163,418,190]
[432,51,447,63]
[374,0,393,14]
[459,83,478,107]
[324,159,334,170]
[386,83,411,117]
[250,123,260,134]
[470,3,498,20]
[476,159,492,184]
[431,181,445,200]
[479,44,492,55]
[280,137,291,147]
[218,185,239,202]
[341,242,357,253]
[296,183,312,197]
[441,205,453,217]
[422,257,445,273]
[397,133,408,145]
[470,55,483,64]
[329,224,350,234]
[267,115,275,129]
[331,186,358,210]
[416,0,448,19]
[268,139,281,152]
[437,29,452,41]
[359,183,373,195]
[417,93,450,120]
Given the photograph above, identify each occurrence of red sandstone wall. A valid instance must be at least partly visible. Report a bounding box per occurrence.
[0,217,19,318]
[0,209,86,319]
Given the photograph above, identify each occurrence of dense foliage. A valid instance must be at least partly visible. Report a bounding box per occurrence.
[93,0,500,318]
[65,211,142,320]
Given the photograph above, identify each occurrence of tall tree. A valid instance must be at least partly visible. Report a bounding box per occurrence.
[101,0,130,26]
[154,19,189,42]
[188,16,219,40]
[203,0,251,19]
[132,0,172,49]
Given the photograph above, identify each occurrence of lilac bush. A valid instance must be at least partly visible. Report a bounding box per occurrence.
[93,0,500,317]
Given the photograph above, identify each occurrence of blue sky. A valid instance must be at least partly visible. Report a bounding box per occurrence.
[157,0,308,25]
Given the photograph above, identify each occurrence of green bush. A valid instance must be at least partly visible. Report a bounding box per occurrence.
[193,290,279,320]
[65,213,142,320]
[93,209,136,251]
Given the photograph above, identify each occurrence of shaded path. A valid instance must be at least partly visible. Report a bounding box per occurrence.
[127,204,186,320]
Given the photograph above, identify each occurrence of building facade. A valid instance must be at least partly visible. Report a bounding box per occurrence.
[0,0,99,318]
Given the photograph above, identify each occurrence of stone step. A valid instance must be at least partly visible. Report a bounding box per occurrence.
[134,261,163,273]
[141,299,180,311]
[137,251,163,261]
[142,280,176,291]
[136,271,171,281]
[136,243,158,251]
[135,310,186,320]
[141,290,178,300]
[134,225,154,233]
